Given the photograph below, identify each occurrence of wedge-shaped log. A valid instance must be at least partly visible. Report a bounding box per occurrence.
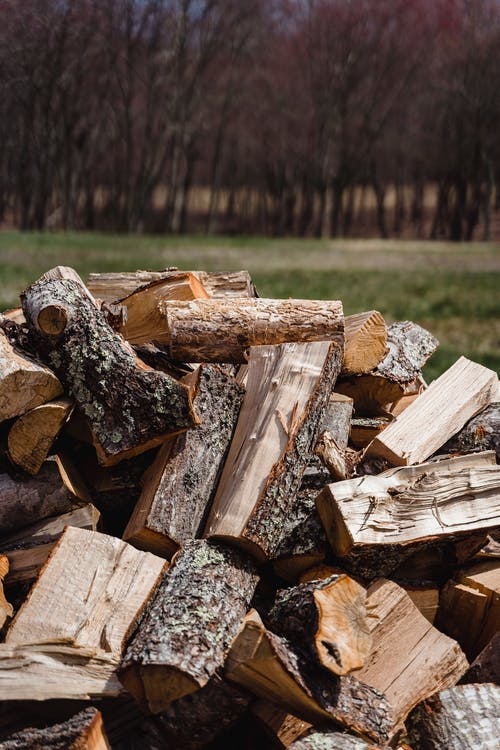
[342,311,387,376]
[376,320,438,382]
[119,539,258,713]
[154,298,343,363]
[365,357,498,465]
[0,527,167,700]
[406,683,500,750]
[123,365,244,557]
[22,272,198,465]
[355,580,468,728]
[0,329,63,422]
[461,632,500,684]
[225,610,394,745]
[268,575,371,676]
[7,397,73,475]
[205,341,343,561]
[0,459,80,535]
[288,730,384,750]
[441,402,499,462]
[0,707,110,750]
[87,269,257,302]
[316,453,500,577]
[437,560,500,660]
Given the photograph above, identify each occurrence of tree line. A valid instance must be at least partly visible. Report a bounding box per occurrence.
[0,0,499,239]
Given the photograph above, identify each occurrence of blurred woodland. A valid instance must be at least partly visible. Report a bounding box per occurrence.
[0,0,499,239]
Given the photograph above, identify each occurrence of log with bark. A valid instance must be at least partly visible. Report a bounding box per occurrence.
[315,393,353,481]
[7,397,73,475]
[460,631,500,684]
[119,539,258,713]
[406,683,500,750]
[349,417,392,449]
[316,452,500,577]
[21,271,198,465]
[365,357,498,465]
[0,527,167,700]
[267,575,372,676]
[287,730,385,750]
[342,311,387,376]
[0,707,110,750]
[204,340,343,561]
[375,320,438,383]
[251,702,311,749]
[440,402,500,461]
[123,365,244,557]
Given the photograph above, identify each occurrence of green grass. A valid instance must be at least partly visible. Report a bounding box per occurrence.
[1,231,499,381]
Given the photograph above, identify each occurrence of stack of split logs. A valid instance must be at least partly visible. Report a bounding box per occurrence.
[0,265,498,750]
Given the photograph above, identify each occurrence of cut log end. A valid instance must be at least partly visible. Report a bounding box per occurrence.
[119,664,199,714]
[37,304,68,336]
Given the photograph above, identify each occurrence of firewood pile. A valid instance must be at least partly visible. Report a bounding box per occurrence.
[0,265,498,750]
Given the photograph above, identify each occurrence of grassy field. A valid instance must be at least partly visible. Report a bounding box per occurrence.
[0,231,499,381]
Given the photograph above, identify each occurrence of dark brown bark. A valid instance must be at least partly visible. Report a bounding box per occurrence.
[0,707,108,749]
[460,632,500,685]
[123,365,245,557]
[21,273,198,466]
[119,539,258,713]
[376,321,439,383]
[441,403,500,462]
[407,683,500,750]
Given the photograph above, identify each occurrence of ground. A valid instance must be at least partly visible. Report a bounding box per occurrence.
[0,232,498,381]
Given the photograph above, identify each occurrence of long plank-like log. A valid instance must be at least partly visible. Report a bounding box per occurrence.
[225,610,394,745]
[342,311,387,376]
[119,539,258,713]
[268,575,371,676]
[7,397,73,475]
[365,357,498,465]
[21,271,198,465]
[441,402,499,462]
[0,527,167,700]
[205,341,343,561]
[316,453,500,577]
[154,298,343,363]
[123,365,244,557]
[0,707,110,750]
[0,329,63,422]
[406,683,500,750]
[354,580,468,727]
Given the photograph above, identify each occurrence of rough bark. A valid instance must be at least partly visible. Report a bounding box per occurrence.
[342,311,387,376]
[376,321,438,383]
[0,329,63,422]
[406,683,500,750]
[0,707,110,750]
[441,402,500,462]
[119,539,258,713]
[0,460,80,535]
[123,366,244,557]
[225,611,394,745]
[156,298,344,363]
[21,273,198,466]
[365,357,498,466]
[268,575,371,676]
[7,397,74,475]
[205,341,342,561]
[287,730,384,750]
[460,631,500,684]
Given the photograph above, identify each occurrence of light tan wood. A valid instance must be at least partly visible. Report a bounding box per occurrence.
[404,587,439,624]
[335,373,404,417]
[299,564,345,583]
[438,560,500,660]
[251,701,311,748]
[355,580,468,727]
[349,416,392,449]
[0,557,13,629]
[117,273,209,344]
[365,357,498,465]
[0,329,63,422]
[0,526,167,699]
[8,397,74,475]
[342,311,387,376]
[1,307,25,324]
[204,341,341,560]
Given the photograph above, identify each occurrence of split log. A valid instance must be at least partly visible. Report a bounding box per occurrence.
[0,459,80,535]
[316,453,500,577]
[119,539,258,713]
[0,504,98,585]
[354,580,468,727]
[0,707,110,750]
[406,683,500,750]
[441,402,500,462]
[205,341,343,561]
[460,632,500,684]
[0,558,12,629]
[437,560,500,659]
[342,311,387,376]
[7,397,74,475]
[267,575,371,676]
[86,269,257,302]
[0,527,167,700]
[315,392,353,481]
[349,417,392,449]
[251,702,311,748]
[117,273,209,345]
[137,298,344,364]
[335,373,404,417]
[123,365,244,557]
[365,357,498,466]
[0,329,63,422]
[288,730,385,750]
[403,586,439,624]
[376,321,438,382]
[21,272,198,465]
[225,610,394,745]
